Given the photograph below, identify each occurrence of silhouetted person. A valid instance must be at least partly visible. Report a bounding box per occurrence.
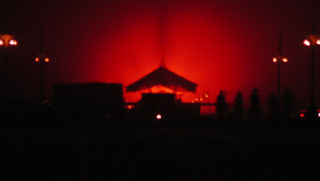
[268,92,277,118]
[234,91,244,119]
[216,90,227,118]
[249,88,261,118]
[282,87,293,118]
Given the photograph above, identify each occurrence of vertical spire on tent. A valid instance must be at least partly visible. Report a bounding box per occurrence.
[3,1,8,34]
[159,0,167,68]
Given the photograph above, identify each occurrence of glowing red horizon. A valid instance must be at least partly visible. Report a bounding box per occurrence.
[2,0,320,110]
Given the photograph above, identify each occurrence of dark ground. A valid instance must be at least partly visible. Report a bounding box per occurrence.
[1,118,320,180]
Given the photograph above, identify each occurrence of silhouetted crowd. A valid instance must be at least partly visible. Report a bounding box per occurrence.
[215,88,293,119]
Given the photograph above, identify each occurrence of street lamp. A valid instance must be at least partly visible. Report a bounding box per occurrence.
[272,27,288,111]
[0,34,18,103]
[35,27,49,104]
[35,53,49,103]
[0,4,18,110]
[303,8,320,119]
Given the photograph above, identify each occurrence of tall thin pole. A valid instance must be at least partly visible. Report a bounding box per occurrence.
[159,0,167,68]
[40,26,44,103]
[307,7,317,118]
[277,26,282,108]
[5,49,9,103]
[310,8,315,107]
[3,3,10,104]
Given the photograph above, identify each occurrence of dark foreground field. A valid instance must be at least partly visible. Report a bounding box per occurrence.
[1,119,320,180]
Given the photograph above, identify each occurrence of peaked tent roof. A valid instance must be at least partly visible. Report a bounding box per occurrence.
[126,66,197,93]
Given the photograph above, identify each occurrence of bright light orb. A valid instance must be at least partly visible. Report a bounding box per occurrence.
[272,57,277,62]
[0,39,4,46]
[156,114,162,120]
[282,58,288,62]
[304,39,311,46]
[45,58,50,62]
[318,112,320,117]
[35,57,40,62]
[316,39,320,45]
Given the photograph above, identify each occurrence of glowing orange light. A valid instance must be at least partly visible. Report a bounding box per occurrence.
[141,85,184,95]
[45,58,49,62]
[156,114,162,120]
[128,105,134,109]
[0,39,3,46]
[317,39,320,45]
[9,39,17,46]
[282,58,288,62]
[300,113,305,118]
[304,39,311,46]
[35,57,39,62]
[272,57,277,62]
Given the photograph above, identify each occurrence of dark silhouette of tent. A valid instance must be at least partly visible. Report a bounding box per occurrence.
[126,66,197,93]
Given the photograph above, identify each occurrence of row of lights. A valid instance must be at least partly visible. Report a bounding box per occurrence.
[269,35,320,63]
[1,31,50,105]
[1,34,49,62]
[192,92,209,103]
[300,109,320,118]
[273,26,320,118]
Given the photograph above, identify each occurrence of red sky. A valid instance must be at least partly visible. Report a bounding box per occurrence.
[1,0,320,111]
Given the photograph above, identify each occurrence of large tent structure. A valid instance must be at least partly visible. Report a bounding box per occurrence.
[126,66,197,93]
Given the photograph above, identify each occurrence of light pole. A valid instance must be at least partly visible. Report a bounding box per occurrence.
[35,27,49,104]
[303,8,320,119]
[272,27,288,110]
[0,6,18,104]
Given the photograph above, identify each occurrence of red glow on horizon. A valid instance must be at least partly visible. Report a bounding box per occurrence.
[91,2,250,103]
[34,0,319,109]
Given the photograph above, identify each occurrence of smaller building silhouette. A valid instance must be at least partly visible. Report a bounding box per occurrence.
[53,83,123,120]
